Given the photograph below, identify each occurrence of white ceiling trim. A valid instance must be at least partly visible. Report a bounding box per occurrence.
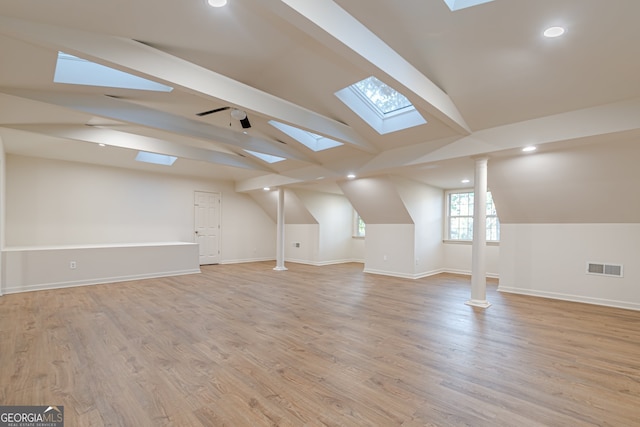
[0,15,377,154]
[279,0,471,135]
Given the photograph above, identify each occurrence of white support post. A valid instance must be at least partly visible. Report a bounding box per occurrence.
[466,157,491,308]
[274,187,288,271]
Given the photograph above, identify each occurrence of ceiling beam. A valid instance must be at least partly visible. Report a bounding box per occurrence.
[0,88,315,162]
[359,98,640,171]
[0,15,377,154]
[2,124,272,171]
[412,97,640,164]
[277,0,471,135]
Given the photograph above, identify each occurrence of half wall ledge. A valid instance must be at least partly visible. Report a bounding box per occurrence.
[2,242,200,294]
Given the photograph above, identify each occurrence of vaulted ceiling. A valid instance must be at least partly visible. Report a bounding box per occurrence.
[1,0,639,194]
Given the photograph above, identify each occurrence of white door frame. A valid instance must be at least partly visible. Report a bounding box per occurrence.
[194,191,221,265]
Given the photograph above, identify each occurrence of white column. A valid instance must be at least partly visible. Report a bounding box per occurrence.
[466,157,491,308]
[273,187,288,271]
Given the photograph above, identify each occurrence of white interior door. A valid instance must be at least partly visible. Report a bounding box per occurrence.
[194,191,220,265]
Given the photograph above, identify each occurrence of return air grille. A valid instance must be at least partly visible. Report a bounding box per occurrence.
[586,262,623,277]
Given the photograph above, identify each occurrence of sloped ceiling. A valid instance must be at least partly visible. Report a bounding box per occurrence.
[249,189,318,225]
[339,176,413,224]
[0,0,639,205]
[489,134,640,224]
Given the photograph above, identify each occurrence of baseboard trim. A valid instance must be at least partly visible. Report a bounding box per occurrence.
[498,286,640,312]
[442,268,499,279]
[286,258,364,267]
[221,258,364,267]
[220,257,275,265]
[363,268,445,280]
[363,268,498,280]
[2,269,201,295]
[363,268,416,279]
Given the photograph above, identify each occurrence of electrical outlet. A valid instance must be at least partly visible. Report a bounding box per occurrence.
[69,261,77,269]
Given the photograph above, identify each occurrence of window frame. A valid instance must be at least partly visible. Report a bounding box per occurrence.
[353,211,366,238]
[444,189,500,243]
[334,76,427,135]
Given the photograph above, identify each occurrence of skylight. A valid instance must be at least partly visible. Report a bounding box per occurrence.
[54,52,173,92]
[135,151,177,166]
[442,0,495,11]
[353,76,413,115]
[268,121,343,152]
[335,76,426,134]
[243,150,286,164]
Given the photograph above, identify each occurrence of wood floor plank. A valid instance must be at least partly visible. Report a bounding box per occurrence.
[1,262,639,426]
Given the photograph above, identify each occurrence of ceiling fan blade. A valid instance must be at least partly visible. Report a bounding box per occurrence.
[196,106,230,116]
[240,116,251,129]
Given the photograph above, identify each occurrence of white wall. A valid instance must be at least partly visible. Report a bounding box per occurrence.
[293,190,356,264]
[5,155,276,263]
[350,236,365,263]
[364,224,416,278]
[3,243,199,294]
[285,224,319,264]
[392,176,444,277]
[443,243,500,277]
[499,223,640,310]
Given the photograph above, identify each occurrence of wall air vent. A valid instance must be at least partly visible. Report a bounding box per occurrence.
[586,262,623,278]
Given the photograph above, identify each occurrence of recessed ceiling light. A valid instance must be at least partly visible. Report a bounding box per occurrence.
[544,26,565,38]
[461,179,470,184]
[207,0,228,7]
[98,143,106,147]
[347,174,356,179]
[522,146,537,152]
[263,187,270,191]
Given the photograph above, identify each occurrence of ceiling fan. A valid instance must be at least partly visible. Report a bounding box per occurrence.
[196,106,251,129]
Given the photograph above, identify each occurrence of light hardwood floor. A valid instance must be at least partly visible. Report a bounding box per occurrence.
[1,262,639,426]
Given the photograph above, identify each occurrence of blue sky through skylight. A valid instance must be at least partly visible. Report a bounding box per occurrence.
[135,151,177,166]
[353,76,412,115]
[442,0,494,11]
[243,150,286,163]
[268,121,343,152]
[54,52,173,92]
[335,76,426,135]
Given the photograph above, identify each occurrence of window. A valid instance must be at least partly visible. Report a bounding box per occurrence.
[54,52,173,92]
[334,76,426,135]
[352,76,413,115]
[243,149,286,163]
[353,211,366,237]
[442,0,495,12]
[135,151,177,166]
[446,190,500,241]
[268,121,343,152]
